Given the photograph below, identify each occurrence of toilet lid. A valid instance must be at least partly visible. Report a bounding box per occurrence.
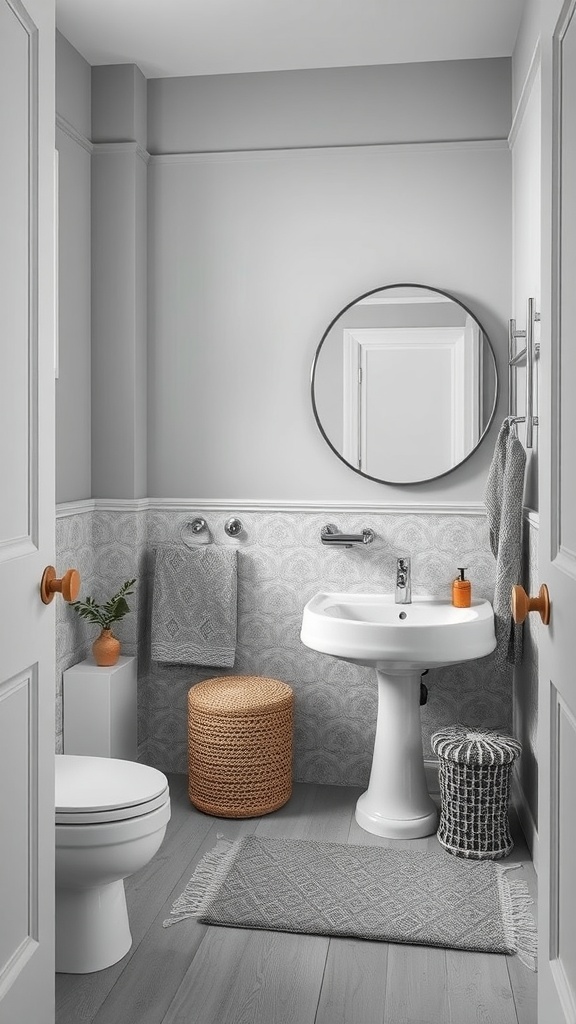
[55,755,170,823]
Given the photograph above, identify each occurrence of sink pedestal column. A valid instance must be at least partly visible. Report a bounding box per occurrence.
[355,668,438,839]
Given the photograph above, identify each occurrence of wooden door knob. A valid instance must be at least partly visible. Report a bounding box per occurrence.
[511,583,550,625]
[40,566,81,604]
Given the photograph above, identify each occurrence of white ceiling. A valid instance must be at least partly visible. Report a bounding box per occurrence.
[55,0,526,79]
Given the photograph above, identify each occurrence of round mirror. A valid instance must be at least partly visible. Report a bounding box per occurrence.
[311,283,498,485]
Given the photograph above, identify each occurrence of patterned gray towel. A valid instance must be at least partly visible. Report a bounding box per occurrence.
[484,418,526,666]
[151,545,237,666]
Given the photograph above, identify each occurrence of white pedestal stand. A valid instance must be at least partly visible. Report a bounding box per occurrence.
[63,655,137,760]
[355,669,438,839]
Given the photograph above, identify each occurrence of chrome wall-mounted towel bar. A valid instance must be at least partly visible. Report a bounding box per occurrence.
[321,524,375,548]
[508,296,540,449]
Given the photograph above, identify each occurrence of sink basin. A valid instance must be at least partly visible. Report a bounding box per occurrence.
[301,592,496,670]
[300,591,496,840]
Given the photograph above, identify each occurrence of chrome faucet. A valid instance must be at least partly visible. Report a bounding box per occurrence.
[395,556,411,604]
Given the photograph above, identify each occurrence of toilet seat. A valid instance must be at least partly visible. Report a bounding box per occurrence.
[56,754,169,824]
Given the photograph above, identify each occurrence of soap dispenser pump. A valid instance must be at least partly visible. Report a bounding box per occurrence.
[452,568,471,608]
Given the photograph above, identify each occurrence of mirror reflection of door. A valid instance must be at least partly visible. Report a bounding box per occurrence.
[312,285,497,485]
[342,321,483,480]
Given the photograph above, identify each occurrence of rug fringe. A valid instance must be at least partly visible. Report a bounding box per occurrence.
[497,864,538,971]
[163,836,240,927]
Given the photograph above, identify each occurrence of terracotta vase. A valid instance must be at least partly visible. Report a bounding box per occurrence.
[92,628,121,667]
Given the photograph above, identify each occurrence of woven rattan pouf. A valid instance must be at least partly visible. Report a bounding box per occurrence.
[187,675,293,818]
[431,727,522,860]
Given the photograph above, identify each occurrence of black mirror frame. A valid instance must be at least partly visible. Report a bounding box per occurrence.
[310,282,499,486]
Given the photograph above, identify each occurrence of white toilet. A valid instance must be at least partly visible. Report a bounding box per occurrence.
[55,754,171,973]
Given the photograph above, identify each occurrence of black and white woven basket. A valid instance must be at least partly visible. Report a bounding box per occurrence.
[431,727,522,860]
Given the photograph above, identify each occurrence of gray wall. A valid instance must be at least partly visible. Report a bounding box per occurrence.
[55,32,92,503]
[91,144,149,498]
[91,63,149,500]
[146,59,512,502]
[54,43,524,793]
[55,51,513,504]
[512,0,540,109]
[56,30,90,136]
[56,43,150,502]
[147,59,512,153]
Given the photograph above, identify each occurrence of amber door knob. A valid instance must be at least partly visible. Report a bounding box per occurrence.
[511,583,550,625]
[40,566,81,604]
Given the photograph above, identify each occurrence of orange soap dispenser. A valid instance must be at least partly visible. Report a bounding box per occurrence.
[452,568,471,608]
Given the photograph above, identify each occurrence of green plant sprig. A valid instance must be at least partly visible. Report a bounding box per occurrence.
[71,578,136,630]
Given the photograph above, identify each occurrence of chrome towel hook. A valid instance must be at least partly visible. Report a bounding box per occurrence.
[224,517,243,538]
[180,518,209,547]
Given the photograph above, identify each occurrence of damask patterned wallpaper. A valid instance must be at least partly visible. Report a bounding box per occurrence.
[56,504,519,788]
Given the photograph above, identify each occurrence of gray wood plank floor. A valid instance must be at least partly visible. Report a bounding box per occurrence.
[56,774,537,1024]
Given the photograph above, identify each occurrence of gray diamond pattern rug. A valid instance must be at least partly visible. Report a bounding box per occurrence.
[164,834,536,970]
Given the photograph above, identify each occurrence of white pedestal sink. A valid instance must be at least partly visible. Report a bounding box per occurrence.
[300,593,496,839]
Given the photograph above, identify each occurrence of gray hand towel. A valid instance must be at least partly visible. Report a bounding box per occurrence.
[151,545,237,666]
[484,418,526,667]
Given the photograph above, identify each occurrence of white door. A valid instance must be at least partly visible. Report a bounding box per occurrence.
[538,0,576,1018]
[0,1,56,1022]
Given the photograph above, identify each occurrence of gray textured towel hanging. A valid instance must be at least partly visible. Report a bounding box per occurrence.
[484,417,526,667]
[151,545,237,666]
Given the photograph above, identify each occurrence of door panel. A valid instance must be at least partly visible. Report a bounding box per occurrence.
[539,0,576,1018]
[556,695,576,1002]
[558,13,576,558]
[0,0,55,1021]
[0,667,39,977]
[0,0,33,547]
